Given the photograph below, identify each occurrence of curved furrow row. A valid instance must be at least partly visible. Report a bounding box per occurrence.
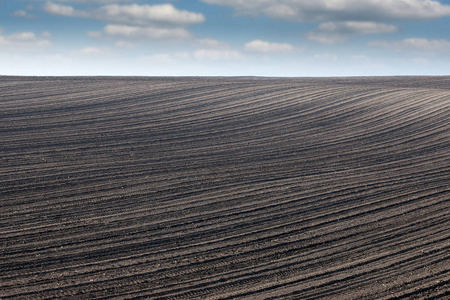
[1,186,448,296]
[1,170,447,262]
[2,180,446,260]
[3,204,447,289]
[1,163,446,246]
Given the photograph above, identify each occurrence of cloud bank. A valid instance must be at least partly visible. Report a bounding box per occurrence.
[370,38,450,52]
[0,29,52,51]
[202,0,450,22]
[45,2,205,26]
[194,49,243,60]
[50,0,142,3]
[44,2,205,42]
[244,40,295,53]
[308,21,398,44]
[90,24,193,40]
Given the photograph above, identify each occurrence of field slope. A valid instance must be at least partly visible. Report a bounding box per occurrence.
[1,76,449,299]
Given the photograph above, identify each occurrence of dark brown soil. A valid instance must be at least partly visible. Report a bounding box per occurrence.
[1,76,449,299]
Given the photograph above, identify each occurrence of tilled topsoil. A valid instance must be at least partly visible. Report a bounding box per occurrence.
[1,76,449,299]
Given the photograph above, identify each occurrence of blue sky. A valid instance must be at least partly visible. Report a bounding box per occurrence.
[1,0,450,76]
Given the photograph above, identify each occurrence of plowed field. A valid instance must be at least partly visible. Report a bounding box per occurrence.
[1,76,449,299]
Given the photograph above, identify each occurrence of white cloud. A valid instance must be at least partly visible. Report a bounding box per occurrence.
[0,30,52,51]
[79,47,107,55]
[146,53,173,63]
[370,38,450,52]
[87,31,102,38]
[44,2,87,17]
[92,24,193,40]
[114,40,136,49]
[351,54,371,62]
[140,52,191,63]
[312,54,338,62]
[95,4,205,26]
[201,0,450,22]
[194,49,243,60]
[10,4,34,18]
[307,33,347,44]
[11,10,33,18]
[194,38,231,49]
[308,21,397,44]
[12,10,26,17]
[317,21,398,35]
[41,32,53,38]
[45,2,205,26]
[45,2,203,43]
[411,57,430,64]
[53,0,135,3]
[244,40,295,53]
[174,52,191,60]
[9,32,36,41]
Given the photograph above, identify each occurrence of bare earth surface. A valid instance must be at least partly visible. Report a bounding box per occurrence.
[1,76,449,299]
